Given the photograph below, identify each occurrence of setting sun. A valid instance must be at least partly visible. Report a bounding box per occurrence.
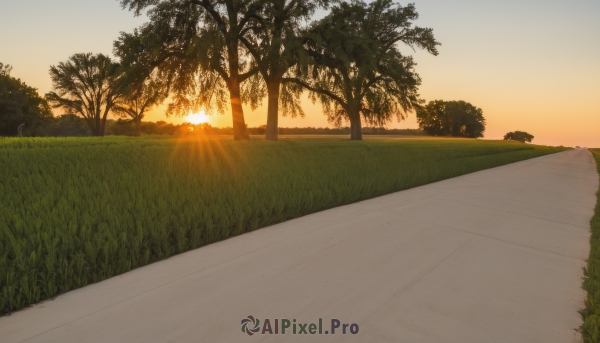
[186,112,209,125]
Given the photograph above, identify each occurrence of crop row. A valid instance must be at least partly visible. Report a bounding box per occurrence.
[0,137,565,312]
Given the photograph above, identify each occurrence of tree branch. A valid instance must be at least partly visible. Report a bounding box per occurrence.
[283,77,347,108]
[239,67,260,83]
[188,0,226,28]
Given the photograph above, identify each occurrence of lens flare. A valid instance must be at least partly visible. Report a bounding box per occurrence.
[186,112,209,124]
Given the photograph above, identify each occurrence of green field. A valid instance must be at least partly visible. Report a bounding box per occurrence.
[581,149,600,342]
[0,136,566,312]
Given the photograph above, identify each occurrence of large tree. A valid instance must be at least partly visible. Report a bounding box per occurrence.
[288,0,439,140]
[118,0,266,140]
[239,0,323,141]
[0,65,53,136]
[45,53,123,136]
[416,100,486,138]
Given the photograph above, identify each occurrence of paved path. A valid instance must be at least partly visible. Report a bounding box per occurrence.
[1,149,597,343]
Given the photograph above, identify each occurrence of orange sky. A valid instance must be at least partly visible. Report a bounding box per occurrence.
[1,1,599,147]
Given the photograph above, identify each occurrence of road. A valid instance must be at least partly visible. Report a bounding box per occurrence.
[0,149,597,342]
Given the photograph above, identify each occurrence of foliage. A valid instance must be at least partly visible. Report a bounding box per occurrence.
[0,63,12,76]
[580,149,600,342]
[45,114,92,136]
[290,0,439,140]
[0,70,53,136]
[113,73,167,136]
[504,131,534,143]
[0,137,566,312]
[117,0,266,140]
[416,100,486,138]
[45,53,123,137]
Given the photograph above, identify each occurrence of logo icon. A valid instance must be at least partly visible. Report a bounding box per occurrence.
[241,316,261,336]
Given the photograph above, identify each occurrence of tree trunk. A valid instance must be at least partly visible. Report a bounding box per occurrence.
[135,118,142,136]
[86,119,100,136]
[265,81,280,141]
[99,109,109,137]
[227,35,249,141]
[229,79,249,140]
[349,112,363,140]
[99,119,106,137]
[93,115,102,136]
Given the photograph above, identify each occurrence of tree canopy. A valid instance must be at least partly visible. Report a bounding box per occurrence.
[289,0,439,140]
[0,65,53,136]
[0,63,12,76]
[504,131,534,143]
[45,53,123,136]
[118,0,269,140]
[416,100,486,138]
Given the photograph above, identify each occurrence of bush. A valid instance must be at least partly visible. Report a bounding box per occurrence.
[0,69,53,137]
[504,131,534,143]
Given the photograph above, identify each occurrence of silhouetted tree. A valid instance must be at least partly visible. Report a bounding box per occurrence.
[288,0,439,140]
[416,100,486,138]
[45,53,123,136]
[113,72,167,136]
[239,0,325,141]
[0,66,53,136]
[118,0,267,140]
[504,131,534,143]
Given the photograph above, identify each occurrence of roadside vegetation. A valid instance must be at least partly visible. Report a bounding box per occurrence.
[0,138,565,313]
[581,149,600,342]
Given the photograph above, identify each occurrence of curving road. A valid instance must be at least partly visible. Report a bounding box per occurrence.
[0,149,597,342]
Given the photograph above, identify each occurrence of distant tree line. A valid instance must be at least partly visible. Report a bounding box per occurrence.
[18,113,424,137]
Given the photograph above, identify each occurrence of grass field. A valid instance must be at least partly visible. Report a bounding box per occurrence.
[0,136,567,312]
[581,149,600,342]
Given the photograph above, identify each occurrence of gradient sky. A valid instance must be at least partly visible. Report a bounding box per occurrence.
[1,0,598,146]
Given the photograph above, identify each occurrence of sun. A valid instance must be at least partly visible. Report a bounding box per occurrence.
[186,111,209,124]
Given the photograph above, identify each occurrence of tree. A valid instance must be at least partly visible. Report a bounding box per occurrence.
[45,53,123,136]
[239,0,323,141]
[416,100,486,138]
[118,0,265,140]
[288,0,439,140]
[504,131,534,143]
[113,73,167,136]
[0,66,53,136]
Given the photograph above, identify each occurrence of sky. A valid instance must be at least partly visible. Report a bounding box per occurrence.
[1,0,598,147]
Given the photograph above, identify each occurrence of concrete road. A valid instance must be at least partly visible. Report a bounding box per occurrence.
[0,149,597,343]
